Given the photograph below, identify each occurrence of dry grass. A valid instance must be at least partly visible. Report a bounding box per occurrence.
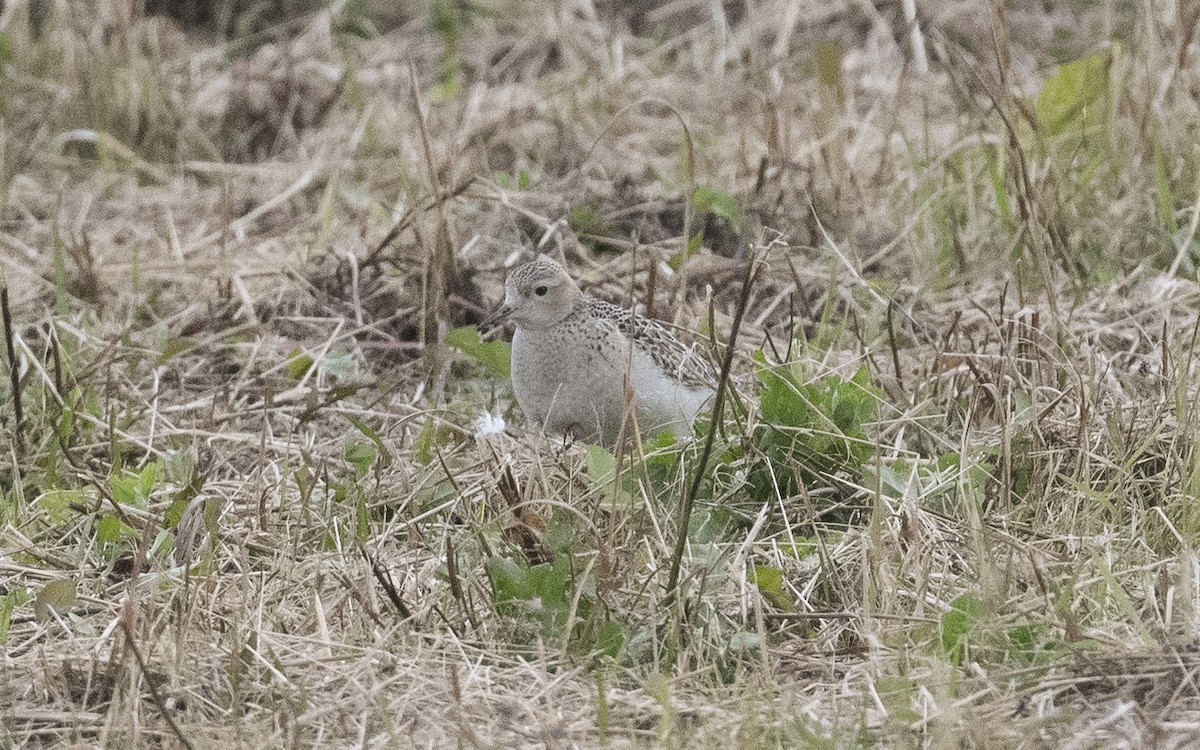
[2,0,1200,747]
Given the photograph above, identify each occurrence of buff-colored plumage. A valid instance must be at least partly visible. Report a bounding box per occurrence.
[483,257,716,445]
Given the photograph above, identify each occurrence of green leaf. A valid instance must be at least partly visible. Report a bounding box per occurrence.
[940,592,986,665]
[487,556,576,639]
[756,363,813,427]
[445,326,511,378]
[586,444,616,484]
[415,417,437,465]
[284,349,315,380]
[346,414,394,469]
[163,451,195,485]
[593,619,626,658]
[97,514,135,547]
[356,496,370,541]
[164,494,190,530]
[33,579,77,623]
[37,489,87,524]
[526,561,571,612]
[136,462,159,503]
[1007,624,1036,658]
[537,507,574,554]
[0,587,27,643]
[157,336,196,364]
[568,204,600,235]
[111,462,159,509]
[164,470,205,531]
[692,185,745,233]
[585,444,633,508]
[748,565,795,611]
[487,556,533,601]
[1034,49,1112,135]
[780,539,818,559]
[343,440,376,479]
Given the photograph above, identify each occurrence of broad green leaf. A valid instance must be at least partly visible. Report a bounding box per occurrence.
[692,185,745,233]
[1006,624,1036,660]
[111,463,158,509]
[346,414,394,469]
[343,441,376,479]
[568,204,599,235]
[487,557,532,601]
[445,325,510,378]
[525,561,571,611]
[487,557,576,639]
[33,580,77,623]
[284,349,315,380]
[36,489,87,524]
[756,365,812,427]
[585,444,617,485]
[1034,49,1112,135]
[164,494,190,530]
[136,462,159,502]
[941,592,986,664]
[586,444,634,508]
[748,565,795,611]
[97,514,135,547]
[593,619,626,658]
[163,451,195,485]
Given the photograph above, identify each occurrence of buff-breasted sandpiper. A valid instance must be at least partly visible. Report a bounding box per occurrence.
[482,256,716,445]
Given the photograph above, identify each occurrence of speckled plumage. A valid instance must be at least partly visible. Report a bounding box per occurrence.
[483,257,716,444]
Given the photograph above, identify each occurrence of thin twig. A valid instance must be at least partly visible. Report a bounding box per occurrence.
[364,550,414,620]
[664,255,760,608]
[118,605,196,750]
[364,177,475,269]
[1,286,24,454]
[886,299,905,395]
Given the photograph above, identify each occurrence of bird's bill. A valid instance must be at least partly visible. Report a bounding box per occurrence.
[478,304,513,333]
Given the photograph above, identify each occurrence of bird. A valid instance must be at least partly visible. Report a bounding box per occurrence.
[480,256,717,445]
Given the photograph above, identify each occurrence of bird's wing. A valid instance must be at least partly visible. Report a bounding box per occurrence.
[584,298,718,389]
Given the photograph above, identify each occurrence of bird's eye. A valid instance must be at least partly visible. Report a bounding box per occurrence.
[534,285,549,297]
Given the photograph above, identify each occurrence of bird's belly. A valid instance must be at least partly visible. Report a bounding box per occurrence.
[511,328,628,441]
[625,350,714,438]
[511,328,713,443]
